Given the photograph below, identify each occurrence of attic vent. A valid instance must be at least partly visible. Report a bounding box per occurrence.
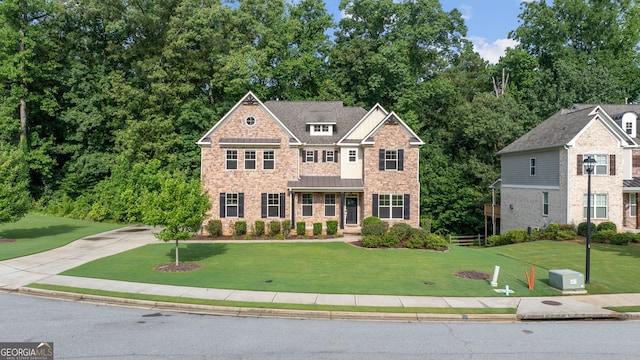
[243,94,258,105]
[386,114,400,124]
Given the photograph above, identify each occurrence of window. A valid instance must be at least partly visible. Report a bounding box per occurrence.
[268,193,280,217]
[263,150,274,169]
[325,194,336,217]
[302,194,313,216]
[305,150,316,163]
[349,149,357,162]
[378,194,404,219]
[584,194,608,219]
[245,116,256,126]
[226,193,238,217]
[310,124,332,135]
[626,122,634,135]
[325,150,335,163]
[542,192,549,216]
[226,150,237,169]
[379,149,404,170]
[631,194,637,217]
[583,154,607,175]
[530,158,536,176]
[220,192,243,218]
[244,150,256,170]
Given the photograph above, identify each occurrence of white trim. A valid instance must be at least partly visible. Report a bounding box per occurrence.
[361,112,425,146]
[500,184,560,190]
[338,103,389,144]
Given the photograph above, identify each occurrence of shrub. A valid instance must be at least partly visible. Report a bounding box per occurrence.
[269,221,281,236]
[206,220,222,237]
[234,221,247,236]
[610,232,634,245]
[425,233,448,250]
[380,232,401,247]
[487,234,510,246]
[254,220,265,236]
[282,220,291,236]
[271,233,285,240]
[326,220,338,235]
[362,221,388,237]
[362,235,382,248]
[296,221,306,236]
[634,233,640,243]
[404,230,426,249]
[503,229,528,243]
[577,222,597,236]
[543,223,576,240]
[596,221,617,233]
[420,217,432,234]
[313,222,322,235]
[592,229,616,243]
[362,216,382,227]
[390,223,413,241]
[554,230,577,241]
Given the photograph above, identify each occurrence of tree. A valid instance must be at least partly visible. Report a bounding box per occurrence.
[142,171,210,266]
[0,146,31,223]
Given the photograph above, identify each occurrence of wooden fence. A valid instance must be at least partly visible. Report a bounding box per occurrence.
[448,234,484,246]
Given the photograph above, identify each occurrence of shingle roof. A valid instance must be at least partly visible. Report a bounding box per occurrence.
[287,176,364,190]
[264,101,367,145]
[624,177,640,189]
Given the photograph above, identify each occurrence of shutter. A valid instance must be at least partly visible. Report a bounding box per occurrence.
[280,193,286,218]
[403,194,410,220]
[577,154,583,175]
[219,193,226,218]
[301,149,306,162]
[372,194,379,217]
[314,150,318,163]
[398,149,404,171]
[335,148,339,162]
[379,149,385,170]
[322,150,326,162]
[610,154,616,175]
[238,193,244,218]
[261,193,267,218]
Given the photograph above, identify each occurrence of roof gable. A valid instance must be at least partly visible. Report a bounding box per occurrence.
[362,112,425,146]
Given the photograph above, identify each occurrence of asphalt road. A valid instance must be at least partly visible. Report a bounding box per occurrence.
[1,292,639,360]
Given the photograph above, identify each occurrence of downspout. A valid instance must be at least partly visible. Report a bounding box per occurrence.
[564,145,571,224]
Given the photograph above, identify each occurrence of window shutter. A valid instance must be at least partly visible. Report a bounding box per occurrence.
[279,193,286,218]
[403,194,410,220]
[238,193,244,218]
[372,194,379,217]
[379,149,385,170]
[334,148,339,162]
[314,150,318,163]
[219,193,226,218]
[398,149,404,171]
[610,154,616,175]
[322,150,326,162]
[261,193,267,218]
[301,149,306,163]
[577,154,583,175]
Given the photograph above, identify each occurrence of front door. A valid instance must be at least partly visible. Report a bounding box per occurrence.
[346,196,358,224]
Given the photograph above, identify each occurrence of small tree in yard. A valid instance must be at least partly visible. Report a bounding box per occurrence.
[142,172,211,266]
[0,147,31,224]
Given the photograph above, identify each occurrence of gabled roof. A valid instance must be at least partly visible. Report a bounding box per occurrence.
[361,112,425,146]
[498,105,637,155]
[197,92,302,147]
[264,100,367,145]
[337,103,388,145]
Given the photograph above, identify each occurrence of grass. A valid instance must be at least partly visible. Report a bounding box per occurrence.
[60,239,640,297]
[0,214,125,260]
[27,283,516,314]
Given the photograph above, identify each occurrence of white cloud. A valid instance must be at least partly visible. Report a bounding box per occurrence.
[458,5,472,21]
[468,36,518,64]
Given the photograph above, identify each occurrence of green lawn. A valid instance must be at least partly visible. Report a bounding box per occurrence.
[0,214,125,260]
[61,240,640,297]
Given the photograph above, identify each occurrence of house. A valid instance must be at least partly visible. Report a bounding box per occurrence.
[197,92,424,234]
[497,104,640,233]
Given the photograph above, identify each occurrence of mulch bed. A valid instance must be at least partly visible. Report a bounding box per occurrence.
[0,238,17,243]
[454,270,492,280]
[155,263,202,272]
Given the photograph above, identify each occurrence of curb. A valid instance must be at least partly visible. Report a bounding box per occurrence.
[17,287,518,322]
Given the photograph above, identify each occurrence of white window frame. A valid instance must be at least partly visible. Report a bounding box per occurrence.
[631,194,637,217]
[379,194,403,219]
[310,124,332,136]
[385,150,398,170]
[263,150,275,170]
[530,158,536,176]
[542,192,549,216]
[244,150,256,170]
[626,121,634,135]
[583,154,608,175]
[324,194,336,217]
[245,116,256,126]
[302,193,313,217]
[583,193,608,219]
[305,150,315,163]
[348,149,357,163]
[226,150,237,170]
[226,193,238,218]
[267,193,280,218]
[326,150,335,163]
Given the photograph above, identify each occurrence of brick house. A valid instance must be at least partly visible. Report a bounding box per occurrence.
[197,92,424,234]
[497,104,640,233]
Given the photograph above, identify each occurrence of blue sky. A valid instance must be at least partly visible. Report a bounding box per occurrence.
[325,0,527,64]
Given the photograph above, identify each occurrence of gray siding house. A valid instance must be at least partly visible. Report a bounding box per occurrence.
[498,104,640,233]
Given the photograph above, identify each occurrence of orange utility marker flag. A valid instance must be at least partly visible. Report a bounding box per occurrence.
[525,266,535,290]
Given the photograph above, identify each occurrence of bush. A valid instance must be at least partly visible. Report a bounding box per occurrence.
[577,222,597,236]
[326,220,338,235]
[206,220,222,237]
[313,222,322,235]
[362,235,382,248]
[296,221,306,236]
[362,221,388,237]
[610,232,634,245]
[543,223,576,240]
[254,220,265,236]
[362,216,382,227]
[380,232,401,247]
[234,221,247,236]
[487,234,510,246]
[503,229,528,243]
[282,220,291,236]
[390,223,413,241]
[404,230,426,249]
[425,233,448,250]
[596,221,617,233]
[420,217,432,234]
[592,229,616,243]
[269,221,281,236]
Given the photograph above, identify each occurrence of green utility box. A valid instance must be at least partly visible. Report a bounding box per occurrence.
[548,269,584,291]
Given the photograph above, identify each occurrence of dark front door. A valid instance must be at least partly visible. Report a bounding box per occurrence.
[346,197,358,224]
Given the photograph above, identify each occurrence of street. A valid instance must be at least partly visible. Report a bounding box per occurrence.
[1,292,638,359]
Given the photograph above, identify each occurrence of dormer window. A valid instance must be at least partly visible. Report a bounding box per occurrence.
[309,123,334,136]
[625,121,634,135]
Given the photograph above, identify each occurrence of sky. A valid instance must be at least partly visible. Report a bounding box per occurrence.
[325,0,527,64]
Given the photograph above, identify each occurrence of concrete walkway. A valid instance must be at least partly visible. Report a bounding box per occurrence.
[2,225,640,321]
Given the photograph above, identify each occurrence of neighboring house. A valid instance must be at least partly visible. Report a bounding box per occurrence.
[497,104,640,233]
[197,92,424,234]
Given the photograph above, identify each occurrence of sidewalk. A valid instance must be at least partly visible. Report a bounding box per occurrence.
[2,225,640,321]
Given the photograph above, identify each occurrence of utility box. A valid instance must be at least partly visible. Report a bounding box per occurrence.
[548,269,584,291]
